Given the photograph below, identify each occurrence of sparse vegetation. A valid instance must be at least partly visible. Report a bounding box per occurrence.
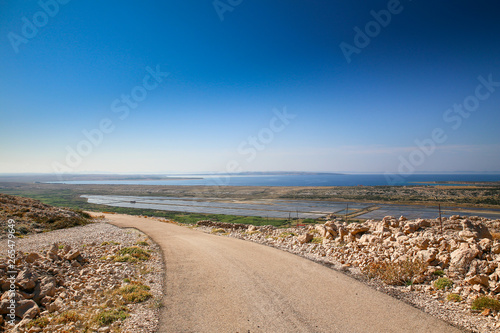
[432,269,444,276]
[95,307,129,326]
[53,310,83,324]
[118,282,152,303]
[113,246,150,262]
[310,237,323,244]
[362,258,426,286]
[447,293,462,302]
[279,231,296,238]
[101,241,120,246]
[26,316,50,329]
[211,228,226,234]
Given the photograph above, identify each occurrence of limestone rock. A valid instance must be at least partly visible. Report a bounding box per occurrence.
[25,253,42,264]
[33,276,57,303]
[347,224,369,236]
[16,269,38,290]
[449,247,480,275]
[16,299,39,319]
[466,274,489,286]
[417,248,438,265]
[65,250,81,261]
[459,219,492,240]
[297,233,313,244]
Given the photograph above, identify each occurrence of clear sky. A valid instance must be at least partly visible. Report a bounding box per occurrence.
[1,0,500,174]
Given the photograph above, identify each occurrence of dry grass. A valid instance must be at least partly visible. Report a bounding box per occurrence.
[447,293,462,302]
[310,237,323,244]
[362,258,426,286]
[53,310,84,324]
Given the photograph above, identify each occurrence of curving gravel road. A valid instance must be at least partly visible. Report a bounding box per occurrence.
[104,214,462,333]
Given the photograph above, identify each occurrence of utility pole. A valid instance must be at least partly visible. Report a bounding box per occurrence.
[439,204,443,234]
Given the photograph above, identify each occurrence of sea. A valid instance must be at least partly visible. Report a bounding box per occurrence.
[50,173,500,187]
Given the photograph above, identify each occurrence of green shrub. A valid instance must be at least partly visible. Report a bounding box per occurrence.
[434,277,453,290]
[471,296,500,311]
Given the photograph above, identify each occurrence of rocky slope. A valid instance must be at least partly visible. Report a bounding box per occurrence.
[0,194,90,237]
[0,222,163,333]
[197,216,500,332]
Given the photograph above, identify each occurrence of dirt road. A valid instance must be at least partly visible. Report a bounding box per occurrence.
[104,214,462,333]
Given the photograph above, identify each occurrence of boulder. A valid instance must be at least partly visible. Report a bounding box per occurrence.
[65,250,81,261]
[347,224,369,236]
[449,247,481,275]
[16,299,39,319]
[49,243,59,255]
[459,220,492,240]
[24,253,41,264]
[359,234,381,245]
[417,248,438,265]
[297,233,313,244]
[325,226,337,237]
[466,274,489,287]
[491,244,500,254]
[16,269,37,290]
[33,276,57,303]
[315,225,328,237]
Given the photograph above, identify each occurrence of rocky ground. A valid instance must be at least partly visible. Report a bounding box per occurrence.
[196,216,500,332]
[0,221,163,333]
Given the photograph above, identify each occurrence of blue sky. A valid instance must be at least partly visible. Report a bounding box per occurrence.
[1,0,500,174]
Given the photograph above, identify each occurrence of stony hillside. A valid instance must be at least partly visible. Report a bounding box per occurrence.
[0,194,90,237]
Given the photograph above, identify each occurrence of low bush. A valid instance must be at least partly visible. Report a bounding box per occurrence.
[362,258,426,286]
[434,277,453,290]
[471,296,500,311]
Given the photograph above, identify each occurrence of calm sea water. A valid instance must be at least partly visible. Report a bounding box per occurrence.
[51,174,500,187]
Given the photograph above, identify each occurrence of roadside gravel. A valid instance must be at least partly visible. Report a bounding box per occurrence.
[0,221,164,333]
